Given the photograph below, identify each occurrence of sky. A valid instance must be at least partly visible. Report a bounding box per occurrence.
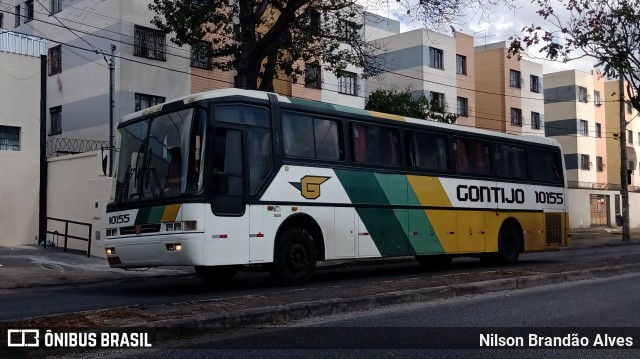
[363,0,599,75]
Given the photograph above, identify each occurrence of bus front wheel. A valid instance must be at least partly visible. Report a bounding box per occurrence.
[194,265,238,284]
[271,227,317,286]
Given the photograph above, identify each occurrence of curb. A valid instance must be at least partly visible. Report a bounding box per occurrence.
[131,262,640,341]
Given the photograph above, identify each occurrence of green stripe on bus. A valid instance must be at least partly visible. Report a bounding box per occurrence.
[287,97,336,112]
[134,207,152,225]
[335,170,415,257]
[375,173,445,255]
[332,104,370,117]
[147,206,165,224]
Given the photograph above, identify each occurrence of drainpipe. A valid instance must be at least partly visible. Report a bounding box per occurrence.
[38,54,48,244]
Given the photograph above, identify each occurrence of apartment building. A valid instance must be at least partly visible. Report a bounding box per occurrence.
[0,30,47,246]
[474,41,544,136]
[604,80,640,188]
[365,25,477,127]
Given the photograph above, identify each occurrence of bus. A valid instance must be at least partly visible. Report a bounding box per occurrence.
[104,88,569,285]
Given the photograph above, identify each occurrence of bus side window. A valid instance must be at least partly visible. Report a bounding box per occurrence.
[212,129,243,196]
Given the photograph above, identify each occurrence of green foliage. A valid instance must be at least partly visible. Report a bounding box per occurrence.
[365,88,457,124]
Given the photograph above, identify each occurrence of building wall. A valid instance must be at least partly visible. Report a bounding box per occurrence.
[455,31,475,128]
[544,70,600,184]
[363,12,400,41]
[14,0,191,142]
[474,45,505,133]
[0,32,44,246]
[568,188,640,228]
[47,152,112,256]
[593,71,608,184]
[519,59,544,136]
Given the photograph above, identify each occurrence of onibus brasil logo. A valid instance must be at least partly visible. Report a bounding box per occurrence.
[289,176,330,200]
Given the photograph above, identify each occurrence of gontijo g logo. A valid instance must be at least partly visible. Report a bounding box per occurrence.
[289,176,330,200]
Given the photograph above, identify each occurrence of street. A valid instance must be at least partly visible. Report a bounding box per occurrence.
[1,244,639,321]
[47,272,640,358]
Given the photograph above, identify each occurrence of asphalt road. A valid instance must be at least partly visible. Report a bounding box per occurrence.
[1,244,640,321]
[47,272,640,358]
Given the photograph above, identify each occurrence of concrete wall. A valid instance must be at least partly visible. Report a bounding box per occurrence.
[455,31,475,128]
[47,152,113,257]
[567,188,640,229]
[0,47,42,246]
[519,58,544,136]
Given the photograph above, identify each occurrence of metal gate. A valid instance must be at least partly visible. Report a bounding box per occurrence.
[589,194,609,226]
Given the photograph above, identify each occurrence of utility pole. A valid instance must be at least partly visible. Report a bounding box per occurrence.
[619,70,630,241]
[108,44,116,177]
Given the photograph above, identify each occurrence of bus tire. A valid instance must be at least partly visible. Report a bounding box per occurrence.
[415,254,452,268]
[271,227,317,286]
[194,265,238,284]
[496,224,522,265]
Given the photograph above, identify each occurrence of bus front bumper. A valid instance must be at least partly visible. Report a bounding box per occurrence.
[104,234,203,268]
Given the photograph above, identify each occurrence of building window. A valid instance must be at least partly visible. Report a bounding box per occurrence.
[49,106,62,135]
[135,93,165,112]
[338,72,357,95]
[456,55,466,75]
[594,90,602,106]
[190,41,212,69]
[0,12,4,29]
[0,126,21,151]
[530,75,540,93]
[580,154,590,170]
[579,119,588,136]
[25,0,34,22]
[510,70,521,88]
[14,5,20,27]
[429,47,443,70]
[51,0,62,14]
[134,25,166,61]
[457,97,468,117]
[303,9,320,31]
[431,92,445,110]
[628,130,633,144]
[304,63,321,89]
[596,156,604,172]
[628,101,633,114]
[578,86,588,102]
[596,123,602,138]
[48,45,62,75]
[531,111,541,130]
[510,108,522,126]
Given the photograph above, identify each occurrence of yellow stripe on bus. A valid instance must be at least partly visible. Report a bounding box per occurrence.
[161,204,182,222]
[367,111,405,122]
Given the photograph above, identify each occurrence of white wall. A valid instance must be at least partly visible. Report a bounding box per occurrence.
[0,50,42,246]
[567,188,640,228]
[47,152,113,257]
[519,59,544,136]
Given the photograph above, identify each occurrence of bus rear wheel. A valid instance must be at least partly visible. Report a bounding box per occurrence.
[194,265,238,284]
[482,224,522,266]
[271,227,317,286]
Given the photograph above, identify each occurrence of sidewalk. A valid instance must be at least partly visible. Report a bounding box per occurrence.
[0,228,638,291]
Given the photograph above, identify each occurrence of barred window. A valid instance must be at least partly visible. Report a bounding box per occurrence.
[596,156,604,172]
[25,0,34,22]
[304,63,321,89]
[456,55,466,75]
[0,126,21,151]
[51,0,62,14]
[628,130,633,144]
[531,111,541,130]
[578,86,588,102]
[429,47,443,69]
[530,75,540,93]
[14,5,20,27]
[134,25,166,61]
[338,72,357,95]
[594,90,602,106]
[510,70,521,88]
[511,108,522,126]
[48,45,61,75]
[190,41,212,69]
[595,123,602,138]
[457,97,468,117]
[579,120,588,136]
[580,154,590,170]
[135,93,165,112]
[50,106,62,135]
[431,92,445,110]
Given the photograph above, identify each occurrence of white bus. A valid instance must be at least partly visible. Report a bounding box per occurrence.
[105,88,569,285]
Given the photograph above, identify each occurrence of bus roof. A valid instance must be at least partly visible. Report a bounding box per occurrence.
[120,88,559,149]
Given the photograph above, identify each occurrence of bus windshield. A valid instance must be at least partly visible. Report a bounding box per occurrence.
[114,107,206,203]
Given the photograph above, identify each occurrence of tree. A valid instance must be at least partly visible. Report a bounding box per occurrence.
[365,88,457,124]
[509,0,640,241]
[149,0,511,91]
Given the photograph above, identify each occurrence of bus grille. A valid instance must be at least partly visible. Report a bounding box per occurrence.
[119,224,162,235]
[545,213,562,244]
